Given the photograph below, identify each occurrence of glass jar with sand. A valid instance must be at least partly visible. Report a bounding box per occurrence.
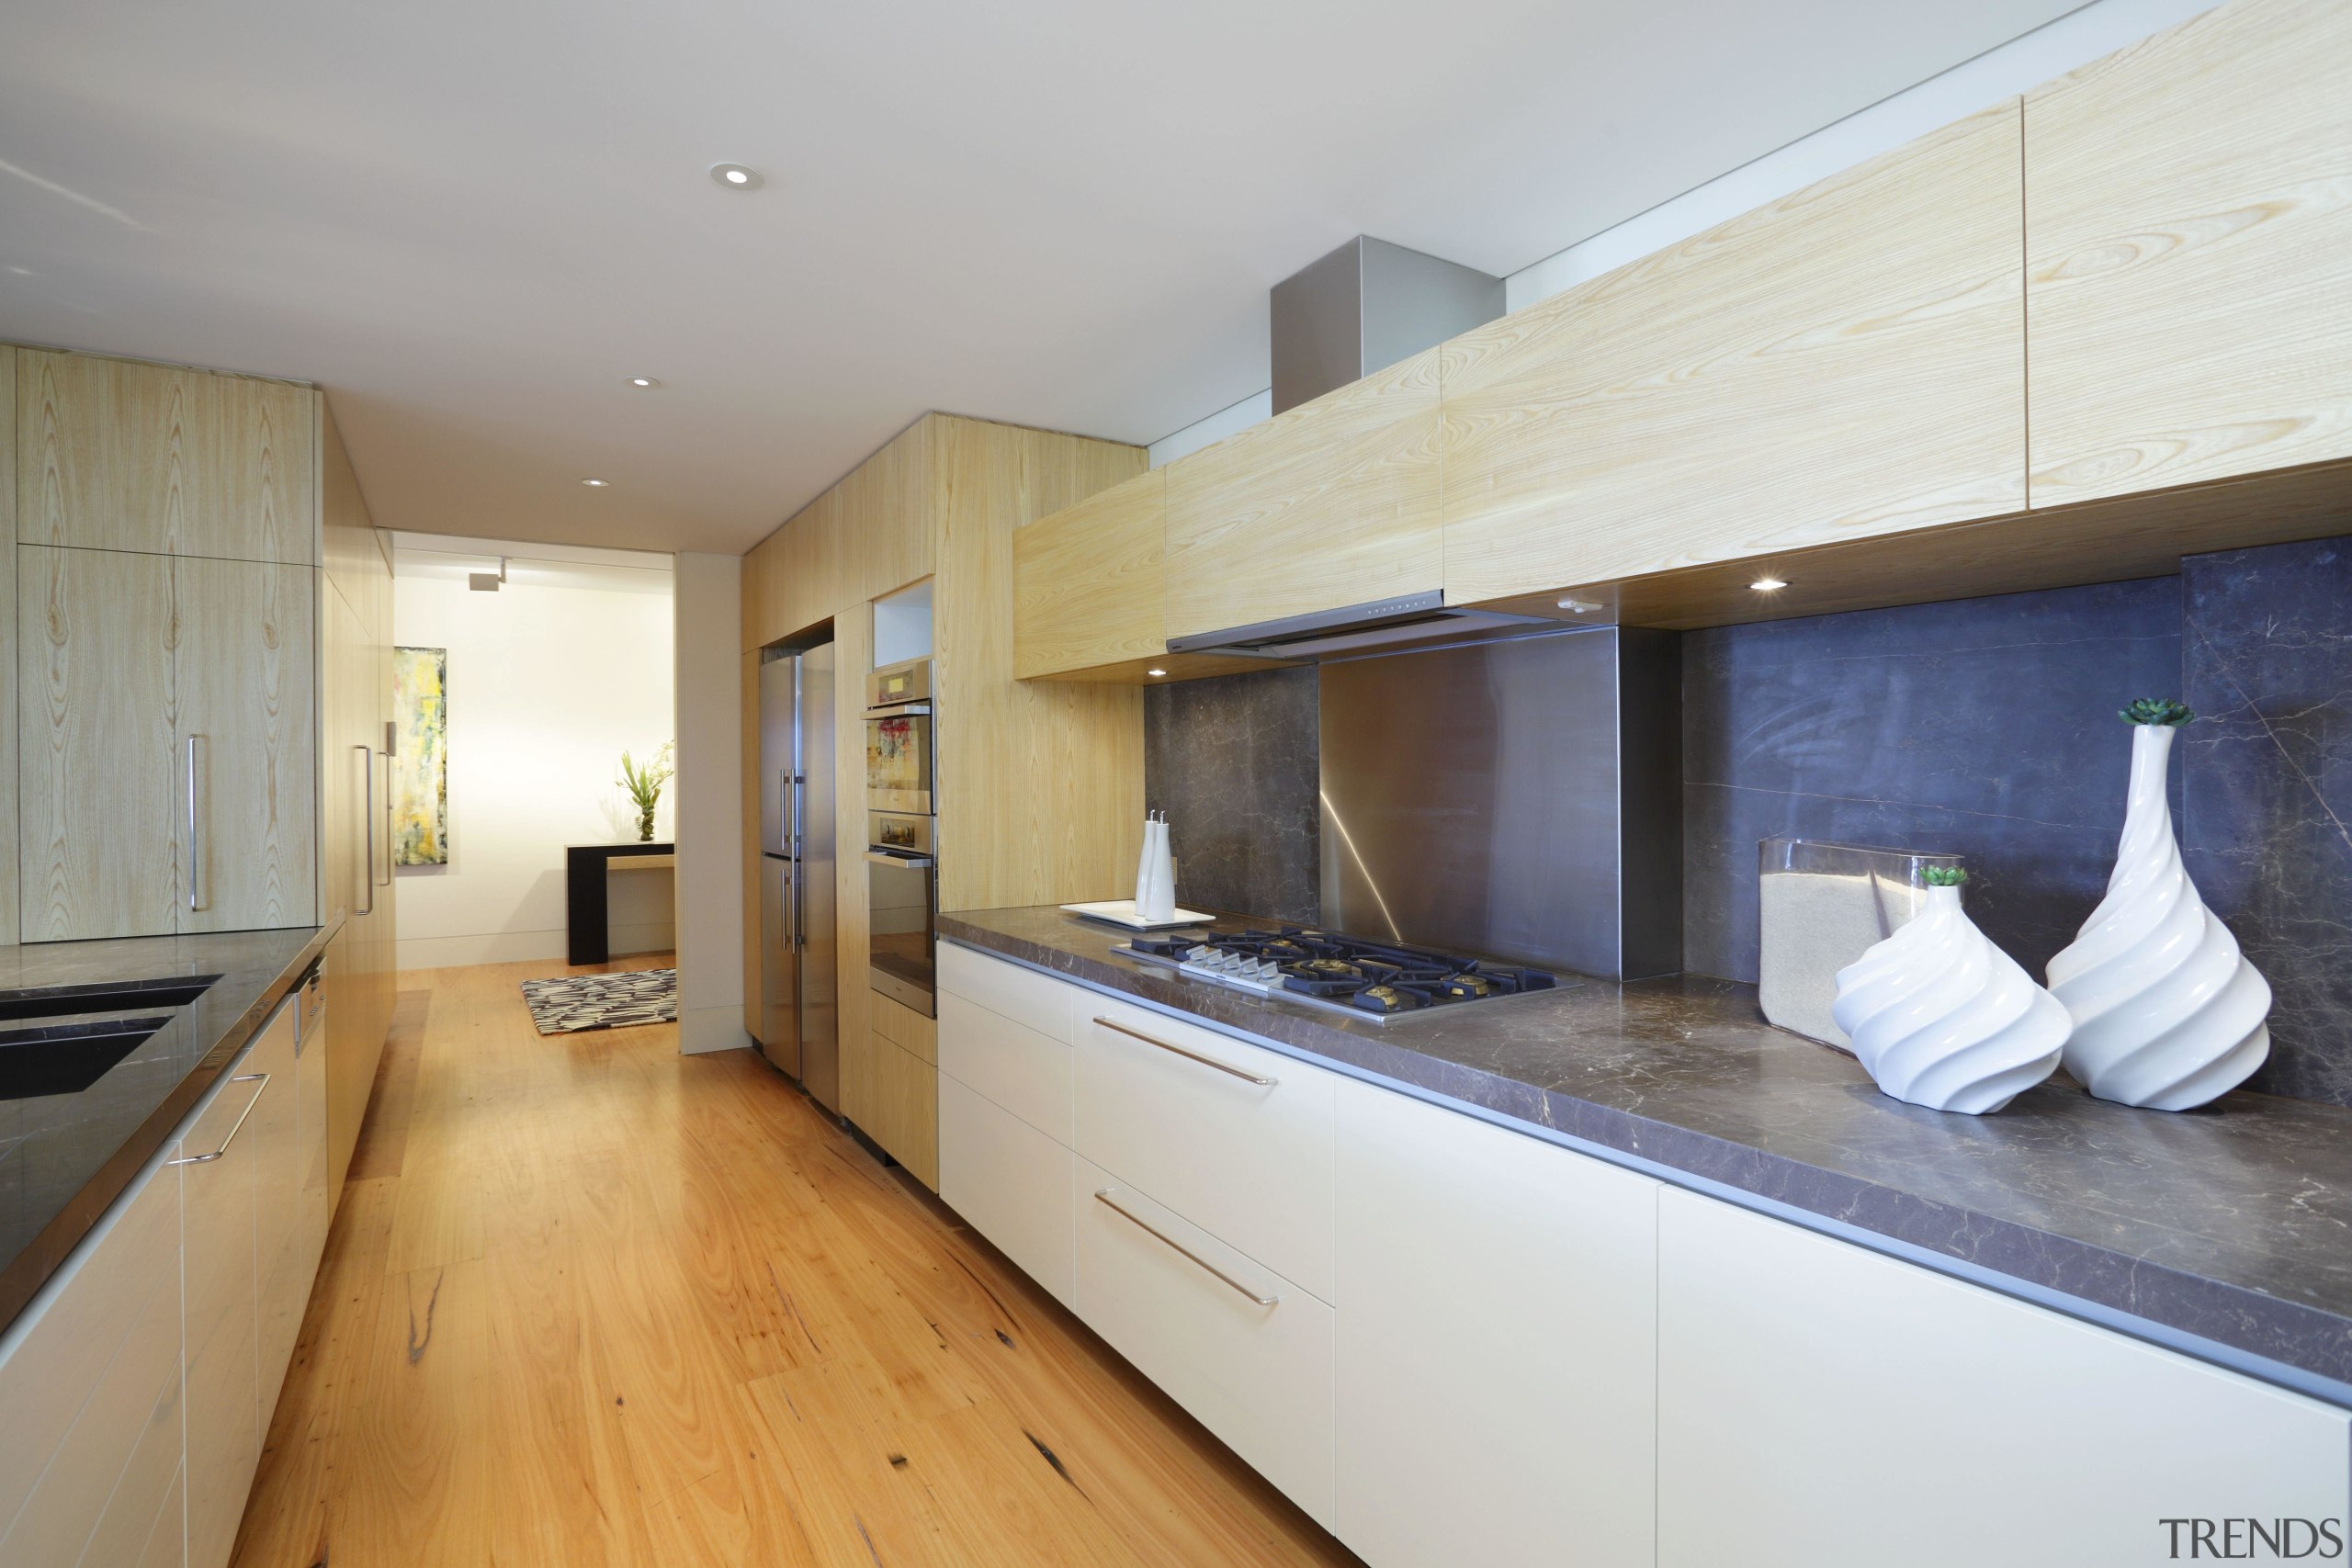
[1758,839,1962,1049]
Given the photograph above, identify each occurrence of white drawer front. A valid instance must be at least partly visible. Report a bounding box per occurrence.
[939,990,1072,1143]
[939,1074,1076,1307]
[939,943,1073,1042]
[0,1145,180,1547]
[1075,998,1336,1302]
[1075,1157,1335,1529]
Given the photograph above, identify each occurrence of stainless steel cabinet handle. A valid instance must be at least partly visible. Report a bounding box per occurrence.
[184,736,203,912]
[1091,1016,1277,1086]
[379,750,394,887]
[1093,1190,1278,1306]
[168,1072,269,1167]
[356,746,376,916]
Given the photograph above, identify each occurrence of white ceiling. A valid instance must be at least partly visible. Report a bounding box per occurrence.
[0,0,2080,557]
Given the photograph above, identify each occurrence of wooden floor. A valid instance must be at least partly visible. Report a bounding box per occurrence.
[230,957,1362,1568]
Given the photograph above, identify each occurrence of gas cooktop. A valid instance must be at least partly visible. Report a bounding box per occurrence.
[1114,926,1568,1023]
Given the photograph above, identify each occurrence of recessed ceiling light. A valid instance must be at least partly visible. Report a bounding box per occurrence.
[627,376,661,389]
[1146,668,1168,678]
[708,163,763,190]
[1751,576,1789,592]
[582,478,611,488]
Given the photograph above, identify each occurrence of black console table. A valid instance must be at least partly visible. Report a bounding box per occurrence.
[566,841,675,964]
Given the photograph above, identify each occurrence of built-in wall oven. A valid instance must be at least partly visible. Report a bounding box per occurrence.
[865,659,938,1017]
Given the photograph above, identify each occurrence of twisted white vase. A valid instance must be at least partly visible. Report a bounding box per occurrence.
[1830,883,2069,1114]
[2045,724,2270,1110]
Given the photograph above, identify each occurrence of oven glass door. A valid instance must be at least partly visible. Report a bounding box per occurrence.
[865,711,933,815]
[866,813,936,1017]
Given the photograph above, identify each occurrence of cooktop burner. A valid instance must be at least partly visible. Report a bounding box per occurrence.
[1114,926,1567,1022]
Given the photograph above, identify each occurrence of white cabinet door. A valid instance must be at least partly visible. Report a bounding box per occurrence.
[182,1056,268,1568]
[939,1072,1076,1306]
[247,997,304,1426]
[938,990,1072,1143]
[1334,1081,1658,1568]
[0,1139,182,1568]
[1657,1188,2352,1568]
[1074,1156,1336,1529]
[296,985,331,1292]
[1074,1000,1337,1303]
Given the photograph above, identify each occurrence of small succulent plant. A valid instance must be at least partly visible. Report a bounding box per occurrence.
[2120,697,2193,727]
[1923,865,1968,888]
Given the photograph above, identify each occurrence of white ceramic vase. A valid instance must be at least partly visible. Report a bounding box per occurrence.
[1830,882,2069,1114]
[2044,723,2270,1110]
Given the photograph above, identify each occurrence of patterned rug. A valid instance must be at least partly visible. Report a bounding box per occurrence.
[520,967,678,1035]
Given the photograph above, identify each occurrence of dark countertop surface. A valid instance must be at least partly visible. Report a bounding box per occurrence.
[941,906,2352,1397]
[0,922,339,1332]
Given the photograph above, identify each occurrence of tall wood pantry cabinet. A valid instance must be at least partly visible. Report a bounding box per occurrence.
[12,346,320,941]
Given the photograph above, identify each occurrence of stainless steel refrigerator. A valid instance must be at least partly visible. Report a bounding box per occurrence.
[757,642,839,1108]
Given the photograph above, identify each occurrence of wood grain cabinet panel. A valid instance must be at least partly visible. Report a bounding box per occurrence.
[176,558,318,932]
[1442,100,2026,604]
[16,347,314,563]
[0,347,15,948]
[2026,0,2352,503]
[837,415,933,604]
[17,544,179,941]
[1165,349,1442,640]
[1013,468,1168,678]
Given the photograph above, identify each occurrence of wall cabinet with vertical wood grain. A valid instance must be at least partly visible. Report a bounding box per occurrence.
[16,347,315,565]
[17,546,318,942]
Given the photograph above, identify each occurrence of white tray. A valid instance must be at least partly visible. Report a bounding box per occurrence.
[1059,899,1214,931]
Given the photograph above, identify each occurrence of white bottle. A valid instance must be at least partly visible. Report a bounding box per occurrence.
[1146,815,1178,923]
[1134,812,1158,918]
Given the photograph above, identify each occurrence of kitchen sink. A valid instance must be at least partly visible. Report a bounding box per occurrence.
[0,975,221,1023]
[0,1017,170,1100]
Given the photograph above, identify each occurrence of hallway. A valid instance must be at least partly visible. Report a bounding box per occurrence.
[228,960,1357,1567]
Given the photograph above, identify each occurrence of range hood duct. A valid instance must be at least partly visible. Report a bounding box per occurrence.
[1165,589,1566,662]
[1271,235,1505,414]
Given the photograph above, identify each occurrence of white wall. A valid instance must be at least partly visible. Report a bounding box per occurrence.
[673,552,747,1055]
[393,570,677,969]
[1145,0,2211,469]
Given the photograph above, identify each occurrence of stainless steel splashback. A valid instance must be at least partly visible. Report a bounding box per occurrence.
[1317,627,1681,981]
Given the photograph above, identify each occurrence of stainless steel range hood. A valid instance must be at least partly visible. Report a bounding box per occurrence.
[1165,589,1563,661]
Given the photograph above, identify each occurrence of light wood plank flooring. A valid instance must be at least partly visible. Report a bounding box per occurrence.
[230,957,1361,1568]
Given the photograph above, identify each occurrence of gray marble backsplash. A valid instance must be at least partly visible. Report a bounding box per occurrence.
[1142,665,1321,924]
[1142,535,2352,1107]
[1681,577,2183,990]
[2182,536,2352,1106]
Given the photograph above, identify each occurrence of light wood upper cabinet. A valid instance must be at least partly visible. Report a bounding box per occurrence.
[18,545,179,940]
[1013,468,1167,678]
[1442,101,2027,605]
[1164,347,1442,640]
[2026,0,2352,503]
[17,348,315,564]
[837,415,934,604]
[177,558,318,932]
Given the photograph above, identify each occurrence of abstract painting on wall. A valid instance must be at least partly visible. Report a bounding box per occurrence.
[392,646,450,866]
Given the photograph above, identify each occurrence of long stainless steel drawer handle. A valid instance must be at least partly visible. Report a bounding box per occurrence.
[1091,1016,1276,1086]
[168,1072,269,1167]
[1093,1190,1278,1307]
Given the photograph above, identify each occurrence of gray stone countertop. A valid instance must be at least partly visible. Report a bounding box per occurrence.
[940,906,2352,1399]
[0,922,340,1332]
